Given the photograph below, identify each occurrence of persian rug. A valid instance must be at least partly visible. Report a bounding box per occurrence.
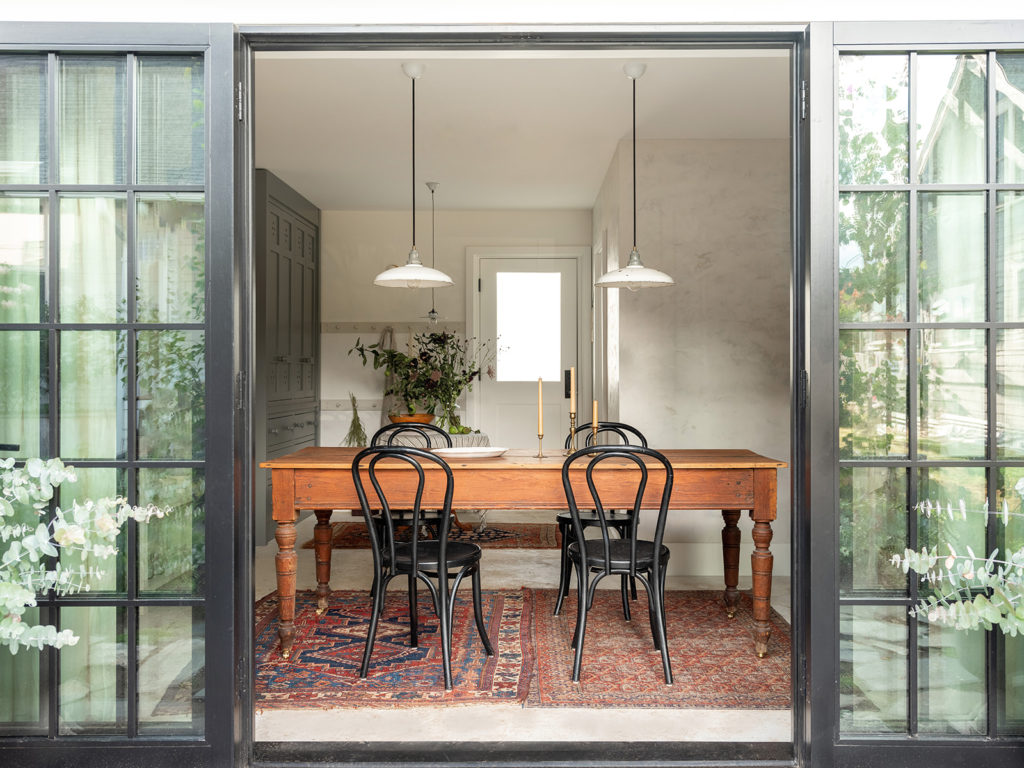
[254,589,535,709]
[526,588,791,709]
[300,521,560,550]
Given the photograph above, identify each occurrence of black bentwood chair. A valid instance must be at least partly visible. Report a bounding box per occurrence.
[369,423,453,539]
[553,422,648,618]
[562,444,674,684]
[351,445,493,690]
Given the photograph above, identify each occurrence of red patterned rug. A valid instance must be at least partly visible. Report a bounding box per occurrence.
[254,589,534,709]
[527,588,791,709]
[300,521,560,550]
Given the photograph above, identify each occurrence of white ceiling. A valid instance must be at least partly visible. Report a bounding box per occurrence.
[254,50,790,211]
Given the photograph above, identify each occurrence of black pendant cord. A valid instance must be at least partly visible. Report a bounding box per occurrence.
[411,75,416,249]
[632,75,637,250]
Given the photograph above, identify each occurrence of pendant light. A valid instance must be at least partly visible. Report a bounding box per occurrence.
[374,63,454,289]
[595,63,675,291]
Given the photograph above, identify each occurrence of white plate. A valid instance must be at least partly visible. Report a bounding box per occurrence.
[431,447,508,459]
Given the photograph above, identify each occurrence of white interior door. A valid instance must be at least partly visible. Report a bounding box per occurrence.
[476,257,578,449]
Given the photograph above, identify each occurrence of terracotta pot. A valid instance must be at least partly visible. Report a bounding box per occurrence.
[388,413,436,424]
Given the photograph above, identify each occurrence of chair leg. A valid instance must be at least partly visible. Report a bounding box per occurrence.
[553,519,572,616]
[471,566,494,655]
[650,574,672,685]
[571,565,590,683]
[360,576,387,678]
[437,575,453,691]
[620,574,632,621]
[408,574,419,647]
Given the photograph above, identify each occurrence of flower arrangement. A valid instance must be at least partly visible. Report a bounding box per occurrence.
[350,331,495,433]
[1,457,169,654]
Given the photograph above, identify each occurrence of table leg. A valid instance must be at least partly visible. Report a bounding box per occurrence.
[721,509,742,618]
[314,509,334,614]
[750,518,774,658]
[274,520,297,659]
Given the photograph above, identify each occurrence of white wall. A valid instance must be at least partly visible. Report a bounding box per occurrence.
[319,208,592,444]
[594,138,792,577]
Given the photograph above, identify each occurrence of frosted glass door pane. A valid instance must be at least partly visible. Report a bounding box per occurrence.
[0,195,46,323]
[0,55,46,184]
[58,56,125,185]
[495,272,561,382]
[59,195,127,323]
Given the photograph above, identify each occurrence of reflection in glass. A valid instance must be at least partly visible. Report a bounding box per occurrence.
[839,330,908,459]
[0,55,46,184]
[917,467,987,602]
[58,56,125,185]
[996,54,1024,183]
[0,607,43,731]
[138,468,205,595]
[839,467,907,594]
[136,194,205,323]
[59,330,127,461]
[997,191,1024,322]
[496,272,561,381]
[918,621,986,734]
[137,330,205,460]
[0,331,46,459]
[839,192,908,322]
[59,196,126,323]
[998,329,1024,457]
[138,607,204,735]
[1003,633,1024,735]
[136,56,204,185]
[918,329,986,459]
[59,606,125,734]
[0,195,46,324]
[840,605,908,734]
[838,55,909,185]
[918,193,985,323]
[59,467,125,594]
[917,54,987,184]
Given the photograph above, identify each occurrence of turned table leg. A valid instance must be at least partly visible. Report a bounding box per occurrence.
[750,518,774,658]
[721,509,742,618]
[275,519,297,659]
[314,509,334,614]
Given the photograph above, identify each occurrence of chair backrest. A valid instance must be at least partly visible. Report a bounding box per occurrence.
[371,422,454,449]
[351,445,455,573]
[561,445,673,574]
[564,421,648,449]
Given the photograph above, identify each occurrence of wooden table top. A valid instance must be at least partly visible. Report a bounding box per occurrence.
[261,446,787,471]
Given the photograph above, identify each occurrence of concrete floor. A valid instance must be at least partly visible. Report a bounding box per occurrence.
[254,512,793,743]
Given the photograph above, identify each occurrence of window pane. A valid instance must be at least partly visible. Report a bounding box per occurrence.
[839,192,908,322]
[59,606,125,734]
[918,621,986,735]
[136,194,205,323]
[998,329,1024,457]
[1003,634,1024,735]
[838,55,909,185]
[918,329,987,460]
[996,53,1024,183]
[839,467,907,595]
[997,191,1024,322]
[137,330,205,460]
[839,330,908,459]
[59,195,127,323]
[59,330,128,461]
[840,605,908,734]
[918,193,986,322]
[138,606,204,735]
[917,54,987,184]
[996,467,1024,736]
[58,56,125,185]
[0,331,46,459]
[59,467,126,594]
[0,194,47,324]
[0,608,44,733]
[495,272,561,382]
[136,56,204,185]
[138,468,205,596]
[0,55,46,184]
[917,467,987,602]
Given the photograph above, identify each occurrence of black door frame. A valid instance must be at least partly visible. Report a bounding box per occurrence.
[235,22,811,768]
[0,20,238,768]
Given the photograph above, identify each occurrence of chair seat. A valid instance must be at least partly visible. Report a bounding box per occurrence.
[391,540,482,570]
[567,538,669,570]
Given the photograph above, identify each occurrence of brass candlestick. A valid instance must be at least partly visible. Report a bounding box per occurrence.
[565,412,577,455]
[535,433,544,459]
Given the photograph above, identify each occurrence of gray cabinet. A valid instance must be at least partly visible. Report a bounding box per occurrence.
[254,169,320,545]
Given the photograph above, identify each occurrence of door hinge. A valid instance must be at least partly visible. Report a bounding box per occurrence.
[798,369,808,411]
[800,80,807,121]
[236,81,245,122]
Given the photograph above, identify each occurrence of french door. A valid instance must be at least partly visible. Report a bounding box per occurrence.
[808,20,1024,767]
[0,22,240,768]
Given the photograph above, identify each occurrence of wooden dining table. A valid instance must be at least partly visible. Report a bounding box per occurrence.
[261,446,787,660]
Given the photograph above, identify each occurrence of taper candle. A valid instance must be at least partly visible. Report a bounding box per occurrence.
[569,366,576,414]
[593,400,598,432]
[538,378,543,434]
